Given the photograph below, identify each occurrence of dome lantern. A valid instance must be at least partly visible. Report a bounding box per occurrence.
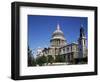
[57,23,60,30]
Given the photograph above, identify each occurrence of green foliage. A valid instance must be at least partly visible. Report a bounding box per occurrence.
[28,46,33,66]
[47,55,54,64]
[28,46,37,66]
[36,55,47,66]
[32,58,36,66]
[55,55,65,62]
[35,55,67,66]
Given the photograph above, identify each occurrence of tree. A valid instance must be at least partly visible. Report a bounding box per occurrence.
[41,55,48,64]
[32,56,36,66]
[55,55,65,62]
[47,55,54,64]
[36,55,47,66]
[28,46,33,66]
[36,57,42,66]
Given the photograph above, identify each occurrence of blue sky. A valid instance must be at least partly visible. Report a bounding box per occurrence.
[28,15,88,53]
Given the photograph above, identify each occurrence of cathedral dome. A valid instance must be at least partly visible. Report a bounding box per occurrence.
[50,23,67,47]
[51,24,66,40]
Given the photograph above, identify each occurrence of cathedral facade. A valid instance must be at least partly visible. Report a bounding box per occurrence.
[37,23,87,64]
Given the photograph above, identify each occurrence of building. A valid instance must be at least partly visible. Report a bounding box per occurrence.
[37,23,87,64]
